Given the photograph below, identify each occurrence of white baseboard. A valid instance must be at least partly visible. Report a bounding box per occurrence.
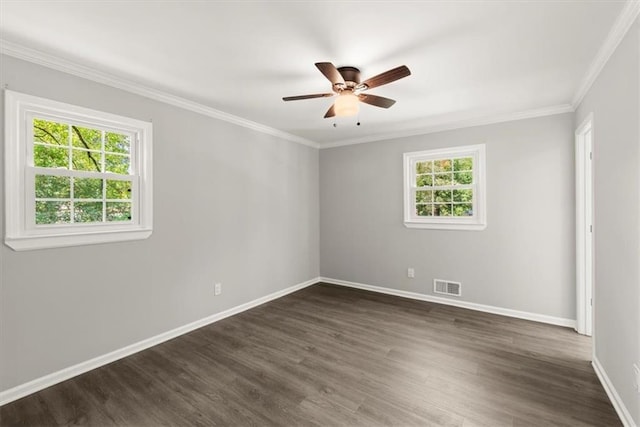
[592,357,636,427]
[320,277,576,328]
[0,277,320,406]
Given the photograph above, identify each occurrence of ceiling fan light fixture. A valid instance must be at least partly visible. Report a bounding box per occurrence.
[335,92,359,117]
[282,62,410,119]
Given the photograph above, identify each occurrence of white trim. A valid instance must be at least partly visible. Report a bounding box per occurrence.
[5,229,153,251]
[404,222,487,231]
[592,357,636,427]
[0,276,320,406]
[0,40,318,149]
[0,40,576,150]
[572,0,640,108]
[320,277,576,328]
[5,90,153,250]
[1,0,635,152]
[403,144,486,230]
[319,104,574,149]
[575,113,594,336]
[0,40,573,151]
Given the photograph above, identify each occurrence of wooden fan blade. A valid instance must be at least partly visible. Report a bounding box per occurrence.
[358,94,396,108]
[315,62,345,86]
[283,93,334,101]
[361,65,411,90]
[324,104,336,118]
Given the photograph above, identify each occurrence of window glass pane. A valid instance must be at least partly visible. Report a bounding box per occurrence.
[105,153,130,174]
[33,118,68,146]
[416,174,432,187]
[34,145,69,168]
[416,204,432,217]
[106,180,132,200]
[72,149,102,172]
[416,161,432,174]
[453,203,473,217]
[105,132,130,154]
[35,175,70,199]
[453,157,473,171]
[433,173,452,185]
[36,201,71,224]
[71,126,102,150]
[453,171,473,185]
[74,178,103,199]
[433,159,452,172]
[433,203,452,217]
[434,190,452,203]
[452,189,473,202]
[74,202,103,223]
[415,190,433,203]
[106,202,131,222]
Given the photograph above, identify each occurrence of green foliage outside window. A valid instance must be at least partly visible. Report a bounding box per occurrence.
[415,156,474,217]
[33,118,132,225]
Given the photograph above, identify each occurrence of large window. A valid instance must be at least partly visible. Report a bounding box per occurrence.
[5,90,153,250]
[403,144,486,230]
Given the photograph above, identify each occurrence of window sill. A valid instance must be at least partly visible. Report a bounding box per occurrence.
[5,228,152,251]
[404,221,487,231]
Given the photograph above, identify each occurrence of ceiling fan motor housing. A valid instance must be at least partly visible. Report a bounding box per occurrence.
[337,66,361,89]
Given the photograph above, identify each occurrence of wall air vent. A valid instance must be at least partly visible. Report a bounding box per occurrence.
[434,279,461,297]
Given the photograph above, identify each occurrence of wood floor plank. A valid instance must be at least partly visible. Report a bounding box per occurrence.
[0,283,622,426]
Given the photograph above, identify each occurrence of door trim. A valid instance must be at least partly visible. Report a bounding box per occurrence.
[575,113,594,337]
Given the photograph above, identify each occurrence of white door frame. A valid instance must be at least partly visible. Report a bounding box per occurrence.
[575,113,594,337]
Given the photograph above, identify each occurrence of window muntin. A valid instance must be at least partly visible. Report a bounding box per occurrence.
[5,90,152,250]
[404,145,486,230]
[413,157,474,218]
[29,116,134,227]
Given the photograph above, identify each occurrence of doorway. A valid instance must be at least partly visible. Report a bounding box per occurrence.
[575,114,594,337]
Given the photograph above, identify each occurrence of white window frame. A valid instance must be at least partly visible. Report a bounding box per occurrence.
[403,144,486,231]
[5,90,153,251]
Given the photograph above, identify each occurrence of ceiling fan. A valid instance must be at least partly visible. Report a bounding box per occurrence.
[283,62,411,118]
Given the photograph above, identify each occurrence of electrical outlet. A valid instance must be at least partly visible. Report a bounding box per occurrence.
[633,363,640,393]
[407,268,415,278]
[214,283,222,296]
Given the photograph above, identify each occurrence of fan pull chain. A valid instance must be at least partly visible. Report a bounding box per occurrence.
[332,120,362,127]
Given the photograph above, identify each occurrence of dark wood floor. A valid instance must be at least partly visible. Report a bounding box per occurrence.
[1,283,621,426]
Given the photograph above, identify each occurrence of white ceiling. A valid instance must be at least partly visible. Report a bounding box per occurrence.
[0,1,629,146]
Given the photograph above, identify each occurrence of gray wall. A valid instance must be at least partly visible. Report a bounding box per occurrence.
[575,17,640,424]
[0,55,320,392]
[320,113,576,320]
[3,20,638,421]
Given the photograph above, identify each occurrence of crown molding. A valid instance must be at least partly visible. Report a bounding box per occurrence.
[318,104,574,149]
[0,40,319,149]
[5,0,633,153]
[572,0,640,108]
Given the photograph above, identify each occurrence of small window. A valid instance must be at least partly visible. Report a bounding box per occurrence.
[403,144,486,230]
[5,90,153,250]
